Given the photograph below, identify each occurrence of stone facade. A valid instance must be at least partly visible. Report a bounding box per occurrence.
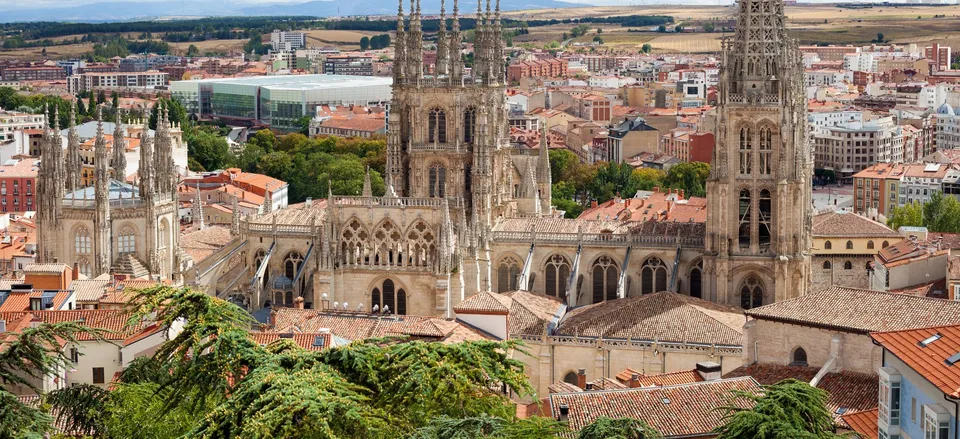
[37,105,182,280]
[189,0,813,316]
[744,317,884,376]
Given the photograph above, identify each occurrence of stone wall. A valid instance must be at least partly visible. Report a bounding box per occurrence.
[811,255,873,292]
[744,318,882,375]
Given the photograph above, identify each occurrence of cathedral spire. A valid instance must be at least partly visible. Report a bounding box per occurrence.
[538,124,552,213]
[112,111,127,182]
[436,0,449,77]
[394,0,406,84]
[449,0,463,81]
[66,101,81,193]
[230,194,241,236]
[192,186,204,230]
[138,112,155,198]
[93,106,111,276]
[362,166,372,197]
[263,182,273,214]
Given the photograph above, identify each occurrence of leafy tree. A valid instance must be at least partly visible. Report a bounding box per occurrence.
[875,32,884,42]
[578,417,662,439]
[570,24,590,38]
[703,22,716,32]
[103,383,207,439]
[657,25,667,33]
[641,43,652,53]
[297,115,313,136]
[186,128,230,171]
[186,44,200,57]
[411,414,569,438]
[76,95,87,116]
[597,28,603,33]
[663,162,709,198]
[593,36,604,44]
[248,128,277,152]
[360,36,370,50]
[674,25,684,33]
[714,379,842,439]
[630,168,666,192]
[888,200,924,230]
[549,149,578,183]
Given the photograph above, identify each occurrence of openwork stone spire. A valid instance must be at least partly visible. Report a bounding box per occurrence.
[112,111,127,182]
[93,106,111,276]
[66,101,81,193]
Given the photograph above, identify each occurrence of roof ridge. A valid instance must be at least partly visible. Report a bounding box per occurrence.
[871,322,960,336]
[551,375,759,397]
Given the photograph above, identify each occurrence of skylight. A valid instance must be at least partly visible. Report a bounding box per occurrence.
[919,333,943,347]
[945,352,960,366]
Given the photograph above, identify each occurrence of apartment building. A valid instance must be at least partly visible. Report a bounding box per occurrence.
[0,67,66,82]
[926,43,952,72]
[271,30,307,51]
[0,159,38,214]
[67,71,168,93]
[935,103,960,150]
[852,163,905,217]
[322,55,373,76]
[506,58,568,84]
[813,117,904,181]
[900,163,951,207]
[0,110,44,142]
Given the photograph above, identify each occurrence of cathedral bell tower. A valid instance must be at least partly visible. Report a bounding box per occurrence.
[703,0,812,309]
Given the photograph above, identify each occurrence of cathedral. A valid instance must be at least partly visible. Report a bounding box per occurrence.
[190,0,813,316]
[36,104,182,280]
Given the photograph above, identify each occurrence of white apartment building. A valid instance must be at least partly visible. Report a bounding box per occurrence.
[0,110,44,143]
[813,117,904,181]
[900,163,950,206]
[67,71,168,94]
[805,70,847,87]
[270,30,307,51]
[843,53,875,72]
[917,83,948,111]
[807,110,864,135]
[935,103,960,150]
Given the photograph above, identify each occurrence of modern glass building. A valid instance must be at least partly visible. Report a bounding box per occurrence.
[170,75,392,131]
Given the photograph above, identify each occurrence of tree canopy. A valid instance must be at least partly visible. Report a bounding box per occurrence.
[713,379,842,439]
[887,191,960,233]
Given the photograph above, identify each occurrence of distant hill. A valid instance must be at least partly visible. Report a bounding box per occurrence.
[0,0,582,23]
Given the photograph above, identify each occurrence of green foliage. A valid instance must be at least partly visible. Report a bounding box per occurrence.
[186,127,230,171]
[186,44,200,57]
[593,36,604,44]
[102,383,207,439]
[674,25,684,33]
[296,115,312,136]
[641,43,652,53]
[657,25,667,33]
[888,200,924,230]
[663,162,709,198]
[570,24,591,38]
[713,379,842,439]
[577,417,663,439]
[887,193,960,233]
[875,32,884,42]
[360,36,370,50]
[703,22,716,32]
[411,414,569,438]
[43,384,108,437]
[243,33,272,55]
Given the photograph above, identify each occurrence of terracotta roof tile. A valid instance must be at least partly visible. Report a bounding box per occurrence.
[723,364,878,426]
[453,291,512,314]
[548,377,761,435]
[548,381,582,394]
[272,308,478,343]
[0,309,143,341]
[614,368,706,387]
[872,324,960,398]
[249,331,335,351]
[812,211,901,238]
[745,287,960,334]
[556,292,744,346]
[503,290,566,337]
[841,408,879,439]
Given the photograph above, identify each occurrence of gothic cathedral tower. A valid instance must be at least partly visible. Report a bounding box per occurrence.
[703,0,812,308]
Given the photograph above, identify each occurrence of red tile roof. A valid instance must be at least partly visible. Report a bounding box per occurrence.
[723,364,878,427]
[615,368,705,387]
[249,331,334,351]
[841,408,879,439]
[745,287,960,334]
[812,211,901,238]
[548,377,761,435]
[872,324,960,398]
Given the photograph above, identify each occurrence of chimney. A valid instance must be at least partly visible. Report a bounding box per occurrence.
[695,362,722,381]
[590,200,598,208]
[653,186,660,193]
[72,262,79,280]
[0,320,5,334]
[294,296,305,309]
[576,368,587,389]
[557,404,569,422]
[629,373,640,388]
[269,308,277,328]
[678,189,685,199]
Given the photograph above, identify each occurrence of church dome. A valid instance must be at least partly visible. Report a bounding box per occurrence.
[937,102,956,116]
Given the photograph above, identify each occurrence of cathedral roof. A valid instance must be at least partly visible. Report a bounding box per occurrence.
[252,199,327,226]
[555,292,744,347]
[179,226,233,263]
[65,179,140,201]
[453,290,566,338]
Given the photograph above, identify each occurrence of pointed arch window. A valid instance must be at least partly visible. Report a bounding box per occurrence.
[640,257,668,295]
[74,227,91,255]
[284,251,303,290]
[428,164,446,198]
[371,287,381,311]
[117,226,136,255]
[791,347,808,367]
[739,189,752,249]
[382,279,396,313]
[544,254,570,298]
[739,127,753,175]
[497,256,522,293]
[463,107,476,144]
[759,127,772,175]
[758,189,772,251]
[690,260,703,298]
[77,257,92,278]
[428,108,447,144]
[740,275,764,309]
[396,289,407,315]
[591,255,619,303]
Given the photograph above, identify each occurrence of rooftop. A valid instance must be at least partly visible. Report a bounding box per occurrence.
[812,211,901,238]
[872,323,960,398]
[548,377,761,435]
[173,74,392,92]
[745,286,960,334]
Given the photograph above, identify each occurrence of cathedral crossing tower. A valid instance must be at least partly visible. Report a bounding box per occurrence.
[703,0,812,309]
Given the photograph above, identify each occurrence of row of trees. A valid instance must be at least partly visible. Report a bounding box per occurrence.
[360,34,392,51]
[0,284,851,439]
[887,191,960,233]
[4,16,316,40]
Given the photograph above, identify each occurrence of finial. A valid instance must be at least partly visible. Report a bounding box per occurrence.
[52,106,60,132]
[96,105,102,122]
[495,0,500,14]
